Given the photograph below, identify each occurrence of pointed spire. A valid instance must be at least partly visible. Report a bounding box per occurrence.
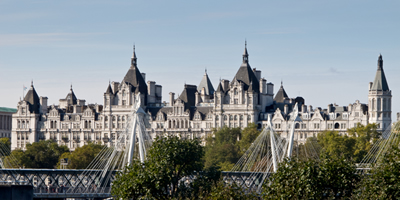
[216,82,224,93]
[378,54,383,70]
[70,84,73,91]
[131,44,137,68]
[371,54,389,91]
[31,80,33,87]
[243,40,249,64]
[198,70,215,95]
[106,83,113,94]
[274,83,289,103]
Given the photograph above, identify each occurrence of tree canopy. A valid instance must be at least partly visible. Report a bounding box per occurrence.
[315,123,380,162]
[112,136,207,199]
[204,124,260,171]
[358,145,400,199]
[263,156,360,199]
[58,142,105,169]
[11,140,69,168]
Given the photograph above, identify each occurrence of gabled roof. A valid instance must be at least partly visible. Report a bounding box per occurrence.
[371,54,389,91]
[274,84,289,103]
[178,84,197,109]
[105,84,113,94]
[65,86,78,105]
[24,83,41,113]
[232,44,260,93]
[215,82,224,93]
[122,48,148,95]
[198,71,215,96]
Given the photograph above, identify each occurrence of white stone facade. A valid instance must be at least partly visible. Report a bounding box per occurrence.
[11,46,392,150]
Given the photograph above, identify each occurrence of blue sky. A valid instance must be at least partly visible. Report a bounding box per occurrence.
[0,0,399,120]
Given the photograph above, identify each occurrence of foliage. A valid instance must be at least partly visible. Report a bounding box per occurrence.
[204,126,241,171]
[316,123,381,163]
[317,130,356,160]
[111,160,151,199]
[263,156,360,199]
[358,145,400,199]
[111,136,207,199]
[176,166,222,199]
[237,123,260,153]
[57,142,105,169]
[204,181,259,200]
[0,137,11,156]
[10,140,69,169]
[347,123,380,162]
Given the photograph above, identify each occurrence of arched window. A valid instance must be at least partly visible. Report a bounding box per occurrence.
[372,98,375,111]
[85,121,88,129]
[295,123,300,129]
[17,120,20,128]
[229,115,233,120]
[224,115,227,120]
[377,98,381,111]
[334,123,340,129]
[383,98,387,111]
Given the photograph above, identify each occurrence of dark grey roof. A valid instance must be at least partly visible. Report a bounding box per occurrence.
[215,82,224,93]
[233,46,260,93]
[178,84,197,109]
[122,48,148,95]
[198,72,215,95]
[24,84,41,113]
[189,106,213,120]
[105,84,113,94]
[274,85,289,103]
[65,87,78,105]
[371,55,389,91]
[122,65,148,95]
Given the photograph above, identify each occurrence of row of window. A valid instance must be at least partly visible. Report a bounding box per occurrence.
[17,120,29,129]
[0,115,12,130]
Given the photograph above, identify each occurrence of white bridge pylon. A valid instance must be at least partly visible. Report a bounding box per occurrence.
[230,103,301,191]
[67,93,152,194]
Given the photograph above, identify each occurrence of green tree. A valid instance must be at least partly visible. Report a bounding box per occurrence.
[237,123,260,153]
[263,156,360,199]
[57,142,105,169]
[347,123,380,162]
[0,137,11,156]
[358,145,400,199]
[204,126,241,170]
[112,136,207,199]
[317,130,356,160]
[11,140,69,168]
[204,181,259,200]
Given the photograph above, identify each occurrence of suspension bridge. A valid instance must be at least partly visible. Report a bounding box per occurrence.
[1,99,399,198]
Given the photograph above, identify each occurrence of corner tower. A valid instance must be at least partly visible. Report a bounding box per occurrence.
[368,54,392,131]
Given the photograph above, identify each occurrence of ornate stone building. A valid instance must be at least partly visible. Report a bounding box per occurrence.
[0,107,16,139]
[11,45,392,150]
